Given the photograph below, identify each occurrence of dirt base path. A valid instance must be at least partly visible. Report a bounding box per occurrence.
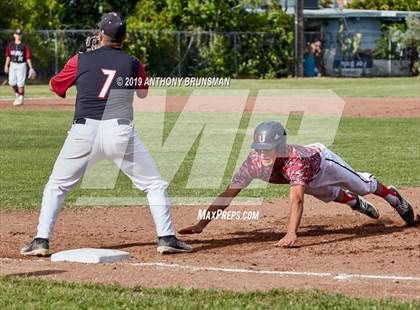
[0,97,419,117]
[1,188,419,299]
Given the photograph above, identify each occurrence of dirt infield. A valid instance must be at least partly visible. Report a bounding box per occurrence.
[0,96,419,117]
[1,95,419,299]
[1,188,419,299]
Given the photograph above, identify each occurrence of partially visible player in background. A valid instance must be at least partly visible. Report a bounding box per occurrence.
[3,28,36,106]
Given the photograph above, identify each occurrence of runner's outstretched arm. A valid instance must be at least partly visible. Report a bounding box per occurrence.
[275,184,305,248]
[178,186,242,234]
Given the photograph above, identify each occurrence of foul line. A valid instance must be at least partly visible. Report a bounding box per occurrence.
[130,262,420,282]
[2,258,419,282]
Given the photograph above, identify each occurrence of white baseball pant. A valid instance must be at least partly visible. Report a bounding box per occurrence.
[36,118,175,239]
[304,144,378,202]
[8,62,27,87]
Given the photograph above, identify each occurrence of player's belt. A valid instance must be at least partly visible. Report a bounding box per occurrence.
[74,118,131,125]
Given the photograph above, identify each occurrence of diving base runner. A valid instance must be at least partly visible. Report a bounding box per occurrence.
[180,121,415,248]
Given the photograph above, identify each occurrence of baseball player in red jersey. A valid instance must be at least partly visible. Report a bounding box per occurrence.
[179,121,415,247]
[21,12,192,256]
[3,28,36,106]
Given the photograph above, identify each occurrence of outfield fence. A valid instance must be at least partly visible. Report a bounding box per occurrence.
[0,29,416,81]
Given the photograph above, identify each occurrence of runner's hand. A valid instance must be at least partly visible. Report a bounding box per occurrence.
[275,232,298,248]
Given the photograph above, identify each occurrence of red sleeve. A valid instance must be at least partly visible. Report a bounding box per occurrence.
[50,54,78,98]
[284,158,309,186]
[24,44,31,59]
[136,62,148,90]
[5,44,11,57]
[231,152,259,189]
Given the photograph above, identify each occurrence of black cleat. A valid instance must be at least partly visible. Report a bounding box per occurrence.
[388,186,415,226]
[157,235,192,254]
[20,238,49,256]
[348,192,380,219]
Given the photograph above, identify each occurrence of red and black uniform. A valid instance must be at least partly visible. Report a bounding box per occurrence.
[50,46,148,121]
[5,42,31,63]
[231,144,322,189]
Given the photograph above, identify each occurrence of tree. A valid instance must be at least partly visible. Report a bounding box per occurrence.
[320,0,333,8]
[391,15,420,74]
[6,0,63,30]
[125,0,294,78]
[59,0,138,29]
[127,0,291,32]
[394,15,420,50]
[0,0,18,28]
[347,0,420,11]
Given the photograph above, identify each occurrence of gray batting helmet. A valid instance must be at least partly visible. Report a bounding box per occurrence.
[251,121,287,150]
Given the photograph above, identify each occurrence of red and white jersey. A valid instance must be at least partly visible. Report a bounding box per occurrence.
[231,144,322,188]
[5,42,31,63]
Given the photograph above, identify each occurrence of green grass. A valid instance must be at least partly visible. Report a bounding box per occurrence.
[0,84,66,98]
[0,277,418,309]
[1,77,419,98]
[0,110,419,209]
[228,77,420,97]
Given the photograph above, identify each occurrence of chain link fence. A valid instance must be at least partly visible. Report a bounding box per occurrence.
[0,29,416,81]
[0,29,292,81]
[0,30,95,81]
[304,30,417,77]
[127,30,292,78]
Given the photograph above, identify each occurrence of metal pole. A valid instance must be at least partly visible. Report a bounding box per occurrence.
[294,0,298,76]
[177,31,181,77]
[233,32,238,76]
[297,0,305,77]
[54,31,58,74]
[388,31,392,76]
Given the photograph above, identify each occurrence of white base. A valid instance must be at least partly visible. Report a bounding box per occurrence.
[51,248,130,264]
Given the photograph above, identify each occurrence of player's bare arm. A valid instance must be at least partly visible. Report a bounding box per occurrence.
[178,186,242,234]
[275,184,305,248]
[4,56,10,73]
[26,58,33,71]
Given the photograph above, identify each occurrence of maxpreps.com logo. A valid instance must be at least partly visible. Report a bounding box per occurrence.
[197,209,260,221]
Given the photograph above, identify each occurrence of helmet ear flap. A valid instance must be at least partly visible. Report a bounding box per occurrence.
[277,130,287,156]
[277,140,286,156]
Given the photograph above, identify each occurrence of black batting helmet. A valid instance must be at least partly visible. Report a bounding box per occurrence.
[251,121,287,151]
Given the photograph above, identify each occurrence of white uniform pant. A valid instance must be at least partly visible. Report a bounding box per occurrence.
[8,62,27,87]
[305,144,378,202]
[36,118,175,239]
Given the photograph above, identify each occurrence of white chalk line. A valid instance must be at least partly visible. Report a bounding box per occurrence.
[1,257,419,282]
[130,262,420,282]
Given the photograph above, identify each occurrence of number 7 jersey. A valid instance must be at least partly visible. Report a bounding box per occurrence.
[49,45,148,121]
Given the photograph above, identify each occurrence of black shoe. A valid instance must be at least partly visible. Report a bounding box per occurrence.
[388,186,415,226]
[157,235,193,254]
[348,192,380,219]
[20,238,49,256]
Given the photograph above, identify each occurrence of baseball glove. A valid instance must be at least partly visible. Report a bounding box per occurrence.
[28,68,36,80]
[85,35,100,52]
